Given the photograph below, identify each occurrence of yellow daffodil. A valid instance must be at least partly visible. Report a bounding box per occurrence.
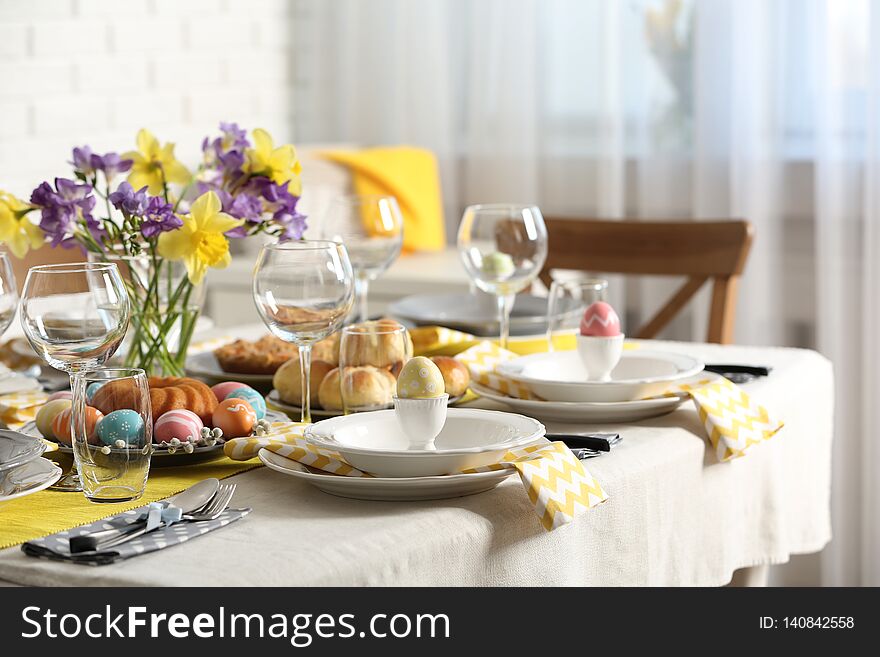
[122,128,191,195]
[245,128,303,195]
[0,191,43,258]
[157,191,242,285]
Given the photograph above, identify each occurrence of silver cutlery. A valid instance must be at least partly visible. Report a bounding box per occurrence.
[69,478,220,553]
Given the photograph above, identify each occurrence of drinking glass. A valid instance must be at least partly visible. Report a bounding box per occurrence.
[457,204,548,349]
[0,252,18,339]
[339,320,412,414]
[253,241,354,423]
[320,195,403,322]
[546,277,609,351]
[71,368,151,503]
[20,262,131,491]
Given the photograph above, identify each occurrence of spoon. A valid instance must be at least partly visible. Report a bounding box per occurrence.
[69,478,220,553]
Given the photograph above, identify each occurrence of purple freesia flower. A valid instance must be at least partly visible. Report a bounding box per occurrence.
[71,146,95,174]
[30,178,97,247]
[71,147,133,181]
[109,182,149,216]
[261,180,306,240]
[140,197,182,238]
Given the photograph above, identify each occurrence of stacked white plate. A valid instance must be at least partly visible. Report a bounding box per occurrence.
[0,430,61,506]
[482,350,704,423]
[260,408,545,500]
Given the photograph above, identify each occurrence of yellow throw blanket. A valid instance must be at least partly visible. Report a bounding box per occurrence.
[319,146,446,252]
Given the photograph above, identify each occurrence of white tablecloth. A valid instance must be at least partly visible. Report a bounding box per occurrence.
[0,340,833,586]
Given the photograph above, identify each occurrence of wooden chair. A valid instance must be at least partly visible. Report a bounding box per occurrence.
[539,218,754,344]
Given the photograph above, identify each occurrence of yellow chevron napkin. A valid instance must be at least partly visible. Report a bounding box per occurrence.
[458,342,783,462]
[409,326,581,357]
[0,389,49,430]
[225,421,607,530]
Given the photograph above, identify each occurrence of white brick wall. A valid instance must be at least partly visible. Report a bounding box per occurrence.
[0,0,295,198]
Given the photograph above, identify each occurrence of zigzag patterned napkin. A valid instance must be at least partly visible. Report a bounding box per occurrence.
[226,422,607,531]
[0,389,48,430]
[458,342,783,462]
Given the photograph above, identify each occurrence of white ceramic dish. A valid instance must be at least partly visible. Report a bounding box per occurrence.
[469,382,689,423]
[259,448,513,501]
[185,351,275,390]
[496,350,704,403]
[266,389,466,420]
[305,408,545,477]
[388,293,582,337]
[0,430,46,473]
[0,457,62,505]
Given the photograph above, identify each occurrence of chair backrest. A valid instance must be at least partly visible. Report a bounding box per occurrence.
[540,218,754,344]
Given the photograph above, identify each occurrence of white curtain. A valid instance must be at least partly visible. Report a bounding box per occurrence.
[293,0,880,585]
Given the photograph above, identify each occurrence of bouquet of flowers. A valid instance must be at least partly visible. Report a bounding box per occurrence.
[0,122,306,376]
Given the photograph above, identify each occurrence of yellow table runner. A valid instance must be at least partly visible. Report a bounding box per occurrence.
[0,454,260,550]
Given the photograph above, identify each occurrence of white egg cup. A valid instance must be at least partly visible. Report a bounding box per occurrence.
[393,394,449,450]
[576,333,624,382]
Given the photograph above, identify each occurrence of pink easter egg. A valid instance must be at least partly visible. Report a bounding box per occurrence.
[154,409,204,444]
[580,301,622,337]
[211,381,249,402]
[47,391,73,402]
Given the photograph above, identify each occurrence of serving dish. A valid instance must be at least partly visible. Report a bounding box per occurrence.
[185,351,275,391]
[305,408,544,477]
[495,350,704,402]
[259,448,514,501]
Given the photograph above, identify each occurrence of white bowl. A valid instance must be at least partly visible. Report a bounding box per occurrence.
[496,350,704,402]
[305,408,545,477]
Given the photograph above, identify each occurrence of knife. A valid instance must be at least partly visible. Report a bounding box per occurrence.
[703,364,771,384]
[545,433,621,452]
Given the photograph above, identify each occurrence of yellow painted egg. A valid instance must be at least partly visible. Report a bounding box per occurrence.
[35,399,72,440]
[212,398,257,438]
[396,356,446,399]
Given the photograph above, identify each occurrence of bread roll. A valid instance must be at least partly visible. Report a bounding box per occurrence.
[430,356,470,397]
[312,333,340,366]
[340,319,411,369]
[318,366,396,411]
[273,357,334,406]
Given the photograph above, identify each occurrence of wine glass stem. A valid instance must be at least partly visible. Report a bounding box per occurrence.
[299,344,312,424]
[355,274,369,323]
[497,293,514,350]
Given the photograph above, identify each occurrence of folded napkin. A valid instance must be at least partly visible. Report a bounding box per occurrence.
[22,504,250,566]
[0,387,48,430]
[409,326,591,358]
[226,422,607,531]
[458,342,784,462]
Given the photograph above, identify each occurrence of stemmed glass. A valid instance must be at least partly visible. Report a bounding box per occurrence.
[20,262,131,491]
[0,252,18,339]
[253,240,354,423]
[457,204,548,349]
[319,195,403,322]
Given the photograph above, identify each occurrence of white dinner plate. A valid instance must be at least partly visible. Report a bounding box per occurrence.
[265,389,467,420]
[0,457,62,505]
[469,382,689,423]
[305,408,544,477]
[496,350,705,402]
[0,430,46,473]
[259,448,514,501]
[388,293,582,337]
[185,351,275,390]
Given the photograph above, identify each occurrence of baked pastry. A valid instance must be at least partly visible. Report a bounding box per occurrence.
[312,332,340,366]
[92,376,218,425]
[429,356,470,397]
[273,357,334,406]
[340,319,412,369]
[214,335,298,374]
[318,366,396,411]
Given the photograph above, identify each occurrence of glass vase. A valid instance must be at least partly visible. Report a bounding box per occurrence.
[89,254,204,377]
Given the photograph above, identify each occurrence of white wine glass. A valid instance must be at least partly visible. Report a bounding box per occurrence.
[253,240,354,423]
[457,204,548,349]
[0,252,18,339]
[319,195,403,322]
[20,262,131,492]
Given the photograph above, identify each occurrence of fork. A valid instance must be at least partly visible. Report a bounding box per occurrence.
[71,483,237,553]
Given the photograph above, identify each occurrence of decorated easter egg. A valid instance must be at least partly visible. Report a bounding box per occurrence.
[85,381,106,403]
[212,398,257,438]
[580,301,621,337]
[397,356,446,399]
[46,390,73,403]
[154,409,204,444]
[225,387,266,419]
[96,409,145,446]
[211,381,248,402]
[35,399,72,440]
[52,406,104,446]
